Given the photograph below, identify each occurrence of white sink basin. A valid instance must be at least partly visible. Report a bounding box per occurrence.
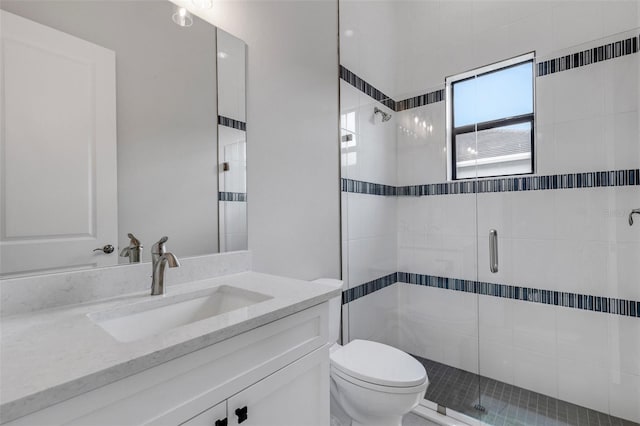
[89,285,272,342]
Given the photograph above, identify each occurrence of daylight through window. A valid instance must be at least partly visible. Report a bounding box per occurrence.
[447,53,535,180]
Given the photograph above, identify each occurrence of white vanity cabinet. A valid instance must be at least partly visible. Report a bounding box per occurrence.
[4,303,330,426]
[181,402,226,426]
[181,347,327,426]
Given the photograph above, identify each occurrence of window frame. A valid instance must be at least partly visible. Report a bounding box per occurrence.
[445,52,536,181]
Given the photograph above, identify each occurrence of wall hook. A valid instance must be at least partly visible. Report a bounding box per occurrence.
[629,209,640,226]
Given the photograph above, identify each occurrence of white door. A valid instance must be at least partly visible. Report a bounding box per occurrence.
[227,347,329,426]
[0,11,117,276]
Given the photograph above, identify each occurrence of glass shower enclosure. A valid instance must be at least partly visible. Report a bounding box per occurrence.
[339,1,640,423]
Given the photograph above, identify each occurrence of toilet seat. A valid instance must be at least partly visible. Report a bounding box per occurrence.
[331,366,428,394]
[330,340,428,390]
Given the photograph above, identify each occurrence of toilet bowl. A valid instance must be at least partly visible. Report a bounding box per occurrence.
[313,279,429,426]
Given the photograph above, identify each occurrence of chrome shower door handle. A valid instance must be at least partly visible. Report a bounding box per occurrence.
[629,209,640,226]
[489,229,498,273]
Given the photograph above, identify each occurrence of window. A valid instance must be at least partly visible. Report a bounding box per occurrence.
[446,53,535,180]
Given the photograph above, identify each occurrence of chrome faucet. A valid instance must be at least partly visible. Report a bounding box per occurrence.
[150,236,180,295]
[120,233,143,263]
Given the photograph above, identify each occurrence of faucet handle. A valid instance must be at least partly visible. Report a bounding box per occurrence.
[152,236,169,255]
[127,233,142,247]
[120,233,143,257]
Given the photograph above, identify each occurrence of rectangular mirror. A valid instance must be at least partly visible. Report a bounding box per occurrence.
[217,29,248,253]
[0,1,248,277]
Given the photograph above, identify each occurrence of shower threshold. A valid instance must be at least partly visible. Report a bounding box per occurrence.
[412,356,638,426]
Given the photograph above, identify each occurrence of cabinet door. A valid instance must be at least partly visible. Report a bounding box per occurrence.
[227,346,329,426]
[180,401,227,426]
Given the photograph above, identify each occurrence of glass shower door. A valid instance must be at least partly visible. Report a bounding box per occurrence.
[475,31,640,426]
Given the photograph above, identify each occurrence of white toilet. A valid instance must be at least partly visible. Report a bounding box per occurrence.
[314,279,429,426]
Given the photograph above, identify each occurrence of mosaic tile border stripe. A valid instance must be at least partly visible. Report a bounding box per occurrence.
[341,178,397,196]
[342,169,640,197]
[395,89,445,112]
[399,169,640,196]
[218,115,247,131]
[398,273,639,318]
[343,272,640,318]
[341,34,640,111]
[218,191,247,202]
[340,65,439,112]
[340,65,396,110]
[537,33,640,77]
[342,272,397,304]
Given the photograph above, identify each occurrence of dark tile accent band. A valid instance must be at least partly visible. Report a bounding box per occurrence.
[340,65,396,110]
[399,169,640,196]
[342,34,640,112]
[341,178,397,196]
[342,169,640,197]
[218,115,246,131]
[537,33,640,77]
[395,89,445,112]
[342,272,397,304]
[398,272,639,318]
[342,272,639,318]
[218,191,247,202]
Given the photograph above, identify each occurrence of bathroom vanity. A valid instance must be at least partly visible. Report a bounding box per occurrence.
[0,262,339,425]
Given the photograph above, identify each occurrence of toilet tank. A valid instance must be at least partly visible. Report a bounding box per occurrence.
[312,278,344,343]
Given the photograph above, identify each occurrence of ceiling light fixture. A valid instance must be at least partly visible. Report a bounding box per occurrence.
[172,6,193,27]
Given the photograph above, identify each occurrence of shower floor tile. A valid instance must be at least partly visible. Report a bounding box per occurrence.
[413,356,639,426]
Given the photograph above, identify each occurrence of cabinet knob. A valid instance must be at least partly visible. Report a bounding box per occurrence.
[235,406,248,424]
[214,419,227,426]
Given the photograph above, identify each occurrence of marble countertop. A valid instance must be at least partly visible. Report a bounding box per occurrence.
[0,272,340,423]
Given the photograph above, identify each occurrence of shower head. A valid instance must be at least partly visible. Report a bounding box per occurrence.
[374,107,392,122]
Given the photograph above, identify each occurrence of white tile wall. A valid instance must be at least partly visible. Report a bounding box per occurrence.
[219,201,248,252]
[512,349,558,398]
[478,296,515,385]
[347,235,396,289]
[604,53,639,115]
[398,194,477,281]
[608,371,640,422]
[396,104,447,186]
[341,84,397,186]
[346,193,396,242]
[348,283,400,348]
[608,315,640,377]
[397,284,479,374]
[341,1,640,422]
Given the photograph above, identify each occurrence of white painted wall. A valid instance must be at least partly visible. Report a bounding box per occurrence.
[175,0,341,280]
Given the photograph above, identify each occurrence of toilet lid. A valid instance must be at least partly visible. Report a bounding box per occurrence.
[330,340,427,387]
